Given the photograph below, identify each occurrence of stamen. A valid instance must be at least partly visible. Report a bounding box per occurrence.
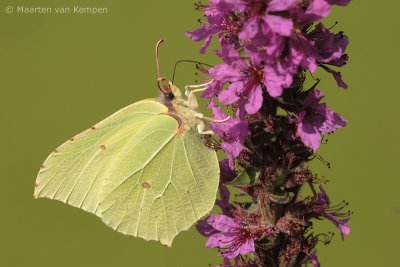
[328,21,339,31]
[314,154,331,168]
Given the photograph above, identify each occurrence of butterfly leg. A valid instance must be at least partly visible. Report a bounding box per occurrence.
[194,112,231,123]
[184,80,213,97]
[197,121,215,135]
[184,80,214,109]
[194,112,230,135]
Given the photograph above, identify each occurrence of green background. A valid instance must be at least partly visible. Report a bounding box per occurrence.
[0,0,398,266]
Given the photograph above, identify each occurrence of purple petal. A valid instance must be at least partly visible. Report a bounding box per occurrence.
[215,0,248,15]
[206,233,235,248]
[318,185,331,205]
[220,244,241,259]
[263,63,294,97]
[185,25,213,42]
[201,80,222,101]
[239,16,259,40]
[306,0,332,21]
[319,65,348,89]
[216,184,234,215]
[216,44,248,69]
[218,81,244,105]
[238,239,255,255]
[309,253,321,267]
[197,220,218,237]
[324,213,351,239]
[200,35,213,54]
[265,15,293,37]
[219,160,236,183]
[340,222,351,236]
[290,35,318,72]
[209,64,245,83]
[221,139,245,166]
[268,0,298,11]
[326,0,351,6]
[212,105,228,121]
[207,214,241,233]
[297,113,322,152]
[320,109,348,134]
[244,84,263,114]
[304,89,325,107]
[245,47,267,68]
[223,258,233,267]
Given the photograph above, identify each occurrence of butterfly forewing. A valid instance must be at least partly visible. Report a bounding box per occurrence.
[34,99,219,246]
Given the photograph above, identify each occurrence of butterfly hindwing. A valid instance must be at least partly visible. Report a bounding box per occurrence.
[98,129,219,246]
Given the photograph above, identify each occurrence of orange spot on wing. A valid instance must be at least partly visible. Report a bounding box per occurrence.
[142,182,151,189]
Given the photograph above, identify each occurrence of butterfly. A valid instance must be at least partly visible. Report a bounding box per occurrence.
[34,39,223,246]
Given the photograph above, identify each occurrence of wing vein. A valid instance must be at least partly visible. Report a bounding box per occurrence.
[181,138,207,212]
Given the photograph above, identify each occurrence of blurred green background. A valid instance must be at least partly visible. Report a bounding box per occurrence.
[0,0,398,266]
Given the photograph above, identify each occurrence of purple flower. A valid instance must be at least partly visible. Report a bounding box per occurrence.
[311,24,349,65]
[324,214,351,239]
[211,44,293,114]
[211,106,250,169]
[309,23,349,88]
[185,0,247,53]
[296,89,347,152]
[315,185,351,239]
[211,45,264,113]
[205,214,255,259]
[185,1,224,54]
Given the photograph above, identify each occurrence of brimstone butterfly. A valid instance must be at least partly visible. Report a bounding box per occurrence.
[33,40,221,246]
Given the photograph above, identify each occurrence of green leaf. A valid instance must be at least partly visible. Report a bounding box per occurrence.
[228,167,262,186]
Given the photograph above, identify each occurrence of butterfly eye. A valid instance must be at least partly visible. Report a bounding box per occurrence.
[165,91,175,100]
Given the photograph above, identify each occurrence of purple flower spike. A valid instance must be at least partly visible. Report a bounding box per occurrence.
[187,0,352,265]
[205,214,255,259]
[296,89,347,152]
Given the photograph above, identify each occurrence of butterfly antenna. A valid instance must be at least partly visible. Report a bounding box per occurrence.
[156,39,174,99]
[172,60,213,84]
